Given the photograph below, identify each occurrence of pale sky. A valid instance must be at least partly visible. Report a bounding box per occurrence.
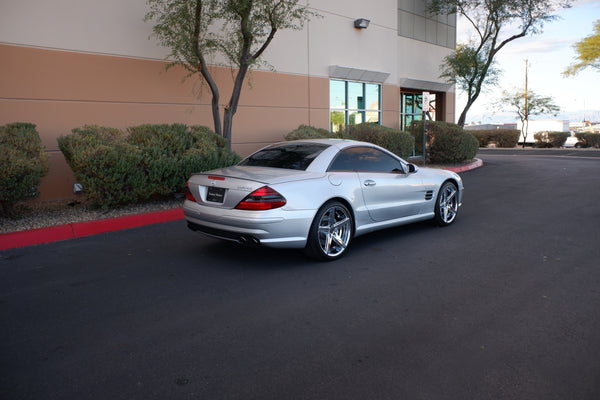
[455,0,600,124]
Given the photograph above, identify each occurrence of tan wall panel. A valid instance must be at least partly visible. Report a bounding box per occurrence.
[382,84,400,129]
[0,44,312,109]
[308,77,330,111]
[36,152,77,202]
[0,100,214,151]
[1,44,193,103]
[237,70,309,107]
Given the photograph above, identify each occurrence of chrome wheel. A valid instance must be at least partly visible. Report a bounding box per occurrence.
[306,201,353,260]
[435,182,458,226]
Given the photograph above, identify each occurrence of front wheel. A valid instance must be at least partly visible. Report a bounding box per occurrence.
[305,201,353,261]
[434,181,459,226]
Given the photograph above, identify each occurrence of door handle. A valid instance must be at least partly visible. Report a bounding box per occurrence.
[364,180,376,187]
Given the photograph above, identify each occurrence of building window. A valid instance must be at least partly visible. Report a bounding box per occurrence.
[330,80,381,134]
[397,0,456,49]
[401,92,437,130]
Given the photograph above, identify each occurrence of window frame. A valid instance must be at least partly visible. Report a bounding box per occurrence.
[330,79,382,134]
[400,91,437,130]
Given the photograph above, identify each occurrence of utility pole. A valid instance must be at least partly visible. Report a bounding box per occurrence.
[523,59,529,148]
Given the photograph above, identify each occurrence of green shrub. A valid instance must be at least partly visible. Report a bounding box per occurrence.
[285,124,335,141]
[534,131,570,148]
[467,129,519,148]
[345,123,414,159]
[285,123,414,159]
[0,123,49,218]
[469,130,492,147]
[575,132,600,148]
[58,124,241,208]
[493,130,520,148]
[411,121,478,164]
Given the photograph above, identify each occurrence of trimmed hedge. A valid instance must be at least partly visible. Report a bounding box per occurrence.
[469,129,520,148]
[534,131,570,148]
[575,132,600,148]
[285,124,336,140]
[58,124,241,208]
[345,123,414,159]
[0,123,49,218]
[411,121,479,164]
[285,123,414,159]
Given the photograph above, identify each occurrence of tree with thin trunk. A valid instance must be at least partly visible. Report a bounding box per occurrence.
[429,0,571,127]
[495,88,560,147]
[145,0,316,148]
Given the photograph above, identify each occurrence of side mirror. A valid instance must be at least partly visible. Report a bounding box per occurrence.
[407,163,417,173]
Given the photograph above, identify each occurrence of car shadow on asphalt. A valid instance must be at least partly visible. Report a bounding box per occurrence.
[189,220,436,270]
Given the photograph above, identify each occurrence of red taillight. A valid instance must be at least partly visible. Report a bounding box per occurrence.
[185,181,196,202]
[235,186,286,210]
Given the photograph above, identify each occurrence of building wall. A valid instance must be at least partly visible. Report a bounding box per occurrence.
[0,0,455,201]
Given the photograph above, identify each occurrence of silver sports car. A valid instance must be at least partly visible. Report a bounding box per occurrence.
[183,139,464,260]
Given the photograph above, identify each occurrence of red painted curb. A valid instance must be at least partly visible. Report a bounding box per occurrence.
[0,208,184,251]
[445,158,483,173]
[0,224,75,251]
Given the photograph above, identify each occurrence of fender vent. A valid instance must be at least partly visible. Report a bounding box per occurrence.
[425,190,434,200]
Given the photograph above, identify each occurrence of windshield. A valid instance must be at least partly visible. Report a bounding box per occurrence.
[239,143,330,171]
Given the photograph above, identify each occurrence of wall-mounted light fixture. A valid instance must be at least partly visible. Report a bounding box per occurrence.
[354,18,370,29]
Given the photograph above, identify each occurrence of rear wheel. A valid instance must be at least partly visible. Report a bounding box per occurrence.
[305,201,353,261]
[434,181,459,226]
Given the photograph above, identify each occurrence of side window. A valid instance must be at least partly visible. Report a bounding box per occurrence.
[329,147,404,173]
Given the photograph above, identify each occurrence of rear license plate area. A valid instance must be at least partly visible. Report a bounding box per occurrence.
[206,187,226,203]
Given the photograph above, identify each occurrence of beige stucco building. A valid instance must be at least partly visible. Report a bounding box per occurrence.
[0,0,456,201]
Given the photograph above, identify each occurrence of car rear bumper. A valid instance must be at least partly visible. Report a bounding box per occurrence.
[182,200,314,249]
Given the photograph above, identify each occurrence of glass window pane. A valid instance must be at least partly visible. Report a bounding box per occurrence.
[414,16,426,41]
[365,111,380,124]
[403,94,414,114]
[415,94,423,113]
[365,84,380,110]
[329,147,401,173]
[330,111,345,134]
[330,80,346,109]
[348,82,364,110]
[348,111,363,125]
[239,142,330,170]
[398,10,414,37]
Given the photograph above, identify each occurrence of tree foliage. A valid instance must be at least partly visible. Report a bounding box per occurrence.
[495,88,560,146]
[145,0,315,147]
[439,43,501,95]
[563,19,600,76]
[429,0,571,127]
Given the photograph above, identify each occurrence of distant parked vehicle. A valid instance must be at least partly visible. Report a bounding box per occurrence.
[563,132,584,148]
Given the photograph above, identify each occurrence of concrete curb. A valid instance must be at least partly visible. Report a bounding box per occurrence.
[0,159,483,251]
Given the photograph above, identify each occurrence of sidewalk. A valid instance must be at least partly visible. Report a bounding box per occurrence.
[0,159,482,251]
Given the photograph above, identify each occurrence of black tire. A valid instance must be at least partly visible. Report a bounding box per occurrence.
[434,181,459,226]
[304,201,353,261]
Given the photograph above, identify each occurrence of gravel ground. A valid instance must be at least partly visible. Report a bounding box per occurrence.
[0,198,184,235]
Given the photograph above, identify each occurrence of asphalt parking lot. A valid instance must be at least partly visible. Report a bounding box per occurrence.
[1,150,600,400]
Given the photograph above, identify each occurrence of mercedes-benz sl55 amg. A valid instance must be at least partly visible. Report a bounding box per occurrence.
[183,139,464,260]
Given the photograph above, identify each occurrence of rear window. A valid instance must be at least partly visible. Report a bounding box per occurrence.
[239,143,330,170]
